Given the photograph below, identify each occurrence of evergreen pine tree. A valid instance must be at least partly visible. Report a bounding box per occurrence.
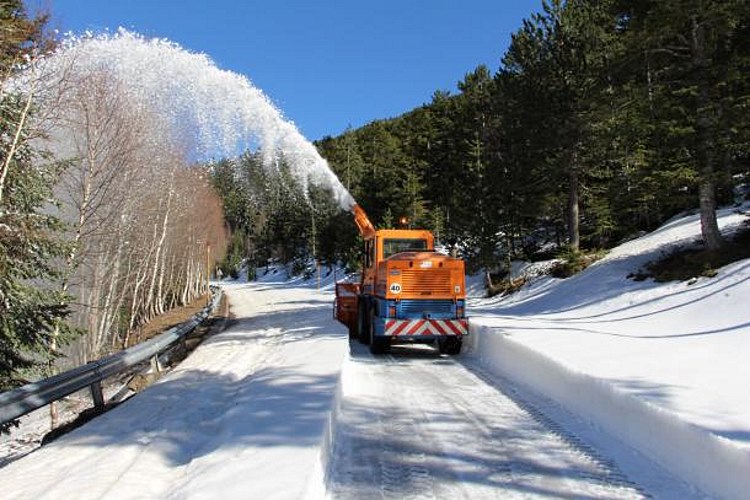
[622,0,750,249]
[0,2,75,404]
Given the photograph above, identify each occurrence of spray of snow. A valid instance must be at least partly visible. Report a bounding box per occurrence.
[22,29,355,210]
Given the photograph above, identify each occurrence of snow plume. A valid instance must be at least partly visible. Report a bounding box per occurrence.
[21,29,355,210]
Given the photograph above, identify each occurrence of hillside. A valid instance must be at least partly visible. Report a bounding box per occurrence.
[469,202,750,498]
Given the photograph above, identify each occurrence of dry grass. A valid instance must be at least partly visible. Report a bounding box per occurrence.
[637,222,750,282]
[488,277,528,298]
[126,294,211,347]
[550,247,606,279]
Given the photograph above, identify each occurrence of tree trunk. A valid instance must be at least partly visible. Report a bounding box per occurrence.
[699,180,723,250]
[0,82,35,209]
[98,240,123,354]
[145,178,174,319]
[505,228,513,285]
[567,167,580,250]
[692,15,723,250]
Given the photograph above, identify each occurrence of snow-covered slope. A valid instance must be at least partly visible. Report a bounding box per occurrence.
[469,204,750,499]
[0,277,349,499]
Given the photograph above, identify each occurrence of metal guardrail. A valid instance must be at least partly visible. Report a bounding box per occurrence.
[0,289,223,425]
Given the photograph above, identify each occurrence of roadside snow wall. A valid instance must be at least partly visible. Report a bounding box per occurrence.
[467,321,750,500]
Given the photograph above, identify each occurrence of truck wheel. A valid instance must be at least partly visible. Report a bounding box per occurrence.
[369,325,390,355]
[357,299,370,345]
[451,340,463,355]
[438,337,462,355]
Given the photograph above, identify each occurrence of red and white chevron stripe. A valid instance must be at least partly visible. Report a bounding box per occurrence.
[384,319,468,337]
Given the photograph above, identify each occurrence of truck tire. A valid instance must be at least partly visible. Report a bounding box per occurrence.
[357,299,370,345]
[438,337,462,355]
[369,322,390,355]
[348,305,358,340]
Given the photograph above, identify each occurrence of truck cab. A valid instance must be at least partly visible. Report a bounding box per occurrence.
[361,228,432,295]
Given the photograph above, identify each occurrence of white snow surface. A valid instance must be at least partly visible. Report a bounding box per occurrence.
[0,270,349,499]
[0,207,748,498]
[469,204,750,499]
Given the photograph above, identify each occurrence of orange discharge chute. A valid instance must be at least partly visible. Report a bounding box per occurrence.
[352,203,376,239]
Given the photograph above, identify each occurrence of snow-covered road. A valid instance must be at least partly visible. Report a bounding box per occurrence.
[0,273,696,498]
[328,342,645,499]
[0,279,348,499]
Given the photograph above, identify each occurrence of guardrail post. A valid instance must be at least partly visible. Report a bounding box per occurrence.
[90,381,105,409]
[151,355,163,373]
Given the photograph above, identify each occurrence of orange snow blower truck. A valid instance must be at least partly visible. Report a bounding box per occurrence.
[334,204,468,355]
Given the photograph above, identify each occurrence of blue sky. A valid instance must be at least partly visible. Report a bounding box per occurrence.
[45,0,541,142]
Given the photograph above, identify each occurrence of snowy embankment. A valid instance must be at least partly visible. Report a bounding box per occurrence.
[467,204,750,499]
[0,267,348,499]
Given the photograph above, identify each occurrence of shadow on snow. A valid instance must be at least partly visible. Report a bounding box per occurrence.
[45,296,347,468]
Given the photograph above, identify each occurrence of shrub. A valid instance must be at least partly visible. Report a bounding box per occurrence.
[550,246,605,278]
[634,220,750,282]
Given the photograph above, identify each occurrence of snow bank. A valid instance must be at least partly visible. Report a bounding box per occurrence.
[318,356,347,498]
[469,321,750,499]
[468,204,750,499]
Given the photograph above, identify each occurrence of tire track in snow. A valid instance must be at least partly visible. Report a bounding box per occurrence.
[327,343,646,499]
[460,360,649,497]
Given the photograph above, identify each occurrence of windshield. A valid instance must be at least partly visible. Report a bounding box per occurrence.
[383,238,428,259]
